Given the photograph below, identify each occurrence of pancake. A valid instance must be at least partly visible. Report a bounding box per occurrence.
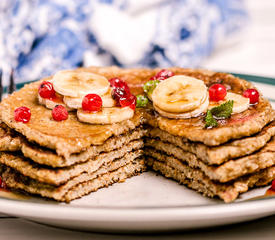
[21,128,145,167]
[0,123,22,151]
[0,81,145,158]
[86,66,274,145]
[145,136,275,182]
[148,121,275,165]
[0,157,145,202]
[0,124,146,167]
[147,157,275,202]
[0,141,143,185]
[149,98,273,146]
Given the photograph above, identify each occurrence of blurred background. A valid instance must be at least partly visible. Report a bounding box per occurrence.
[0,0,274,85]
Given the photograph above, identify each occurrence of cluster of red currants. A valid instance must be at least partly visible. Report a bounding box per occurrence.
[14,77,139,123]
[108,78,136,110]
[209,83,259,104]
[15,81,67,123]
[150,69,174,81]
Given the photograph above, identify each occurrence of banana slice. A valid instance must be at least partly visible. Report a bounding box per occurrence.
[52,70,110,98]
[154,95,209,119]
[63,89,116,109]
[152,75,207,113]
[101,91,117,107]
[208,92,249,114]
[38,95,73,111]
[63,96,82,109]
[77,107,134,124]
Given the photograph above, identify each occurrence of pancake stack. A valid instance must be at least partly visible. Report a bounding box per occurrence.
[144,70,275,202]
[0,81,146,202]
[145,122,275,202]
[0,66,274,203]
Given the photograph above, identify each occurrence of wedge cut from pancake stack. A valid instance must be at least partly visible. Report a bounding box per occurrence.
[0,66,274,203]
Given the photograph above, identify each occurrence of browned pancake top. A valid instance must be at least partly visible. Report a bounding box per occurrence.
[0,80,144,157]
[150,69,274,145]
[0,66,273,154]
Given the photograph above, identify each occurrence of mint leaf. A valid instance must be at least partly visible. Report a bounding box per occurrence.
[136,95,149,108]
[204,100,234,128]
[210,100,234,119]
[143,80,160,96]
[205,110,218,128]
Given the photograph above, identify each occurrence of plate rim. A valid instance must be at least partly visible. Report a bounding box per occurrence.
[0,190,274,211]
[0,194,275,220]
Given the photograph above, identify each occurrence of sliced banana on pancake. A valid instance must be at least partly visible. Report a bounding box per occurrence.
[154,95,209,119]
[208,92,249,114]
[77,107,134,124]
[38,94,73,111]
[63,96,82,109]
[100,92,116,107]
[63,89,116,109]
[152,75,207,113]
[52,70,110,98]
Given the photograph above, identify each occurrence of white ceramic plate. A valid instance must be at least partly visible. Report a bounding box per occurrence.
[0,73,274,232]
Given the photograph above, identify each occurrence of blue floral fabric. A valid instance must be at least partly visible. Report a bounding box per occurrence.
[0,0,247,84]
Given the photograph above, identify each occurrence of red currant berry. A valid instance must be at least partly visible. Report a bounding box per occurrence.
[1,181,6,189]
[38,81,56,99]
[112,87,131,101]
[243,88,259,104]
[109,78,120,87]
[119,94,137,110]
[82,94,102,112]
[271,179,275,191]
[0,176,7,189]
[52,105,68,121]
[209,84,227,102]
[14,106,31,123]
[150,69,174,81]
[109,78,130,92]
[109,78,131,101]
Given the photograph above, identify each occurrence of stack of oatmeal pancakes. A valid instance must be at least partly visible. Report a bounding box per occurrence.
[0,67,274,202]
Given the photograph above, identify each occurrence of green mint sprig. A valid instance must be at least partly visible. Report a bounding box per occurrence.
[136,95,149,108]
[205,110,218,128]
[143,80,160,96]
[210,100,234,119]
[205,100,234,128]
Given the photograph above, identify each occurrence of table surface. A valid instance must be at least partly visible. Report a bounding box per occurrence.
[2,0,275,239]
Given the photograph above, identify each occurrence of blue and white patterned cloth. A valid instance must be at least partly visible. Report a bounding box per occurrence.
[0,0,247,84]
